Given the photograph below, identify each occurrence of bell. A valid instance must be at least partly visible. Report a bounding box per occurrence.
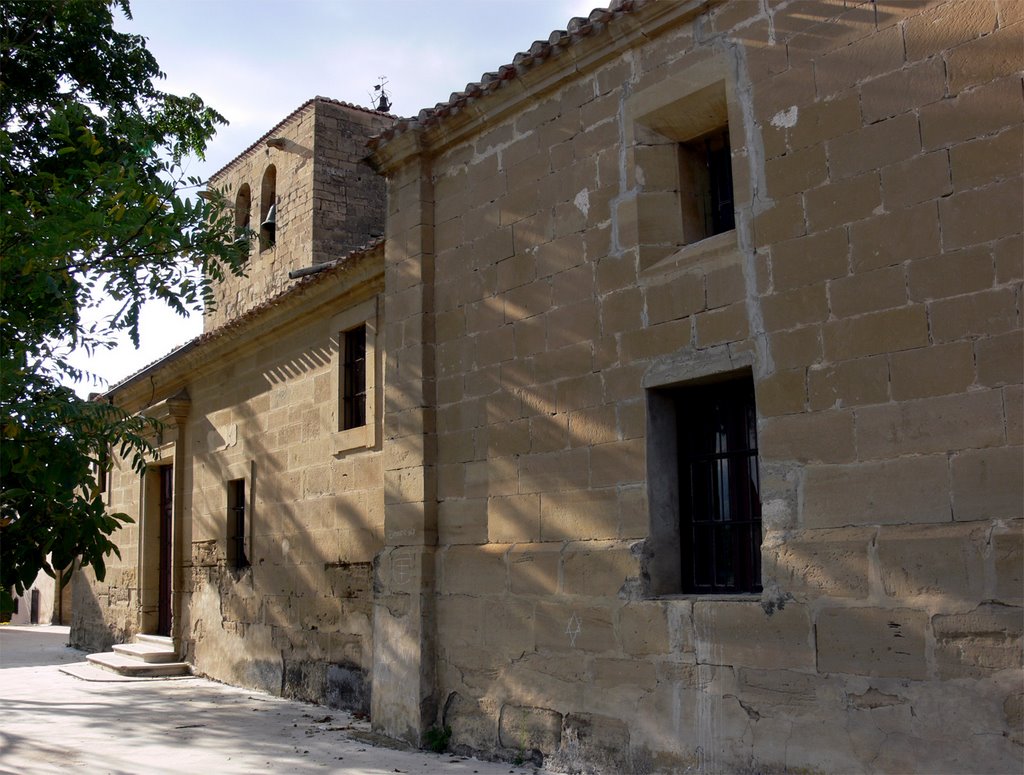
[260,204,276,245]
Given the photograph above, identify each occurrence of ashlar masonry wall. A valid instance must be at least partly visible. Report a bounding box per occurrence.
[371,0,1023,772]
[182,265,385,710]
[74,249,388,714]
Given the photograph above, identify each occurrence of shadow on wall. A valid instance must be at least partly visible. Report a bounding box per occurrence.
[401,0,1024,770]
[184,332,379,715]
[70,566,127,652]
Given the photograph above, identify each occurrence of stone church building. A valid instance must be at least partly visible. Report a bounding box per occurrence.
[73,1,1022,772]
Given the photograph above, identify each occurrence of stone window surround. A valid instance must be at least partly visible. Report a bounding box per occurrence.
[644,346,763,598]
[625,53,742,274]
[330,296,380,455]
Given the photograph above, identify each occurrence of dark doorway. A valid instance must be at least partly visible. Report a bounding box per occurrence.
[158,464,173,636]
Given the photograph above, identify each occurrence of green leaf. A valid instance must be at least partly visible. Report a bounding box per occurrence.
[1,0,247,598]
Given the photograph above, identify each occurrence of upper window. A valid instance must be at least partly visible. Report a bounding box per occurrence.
[330,298,380,454]
[342,324,367,430]
[259,165,276,251]
[627,66,738,269]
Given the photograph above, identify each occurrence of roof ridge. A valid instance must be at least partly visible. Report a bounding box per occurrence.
[100,237,385,397]
[209,96,396,182]
[368,1,642,149]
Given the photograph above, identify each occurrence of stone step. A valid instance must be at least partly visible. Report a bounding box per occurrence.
[86,652,191,678]
[111,642,178,663]
[135,634,174,647]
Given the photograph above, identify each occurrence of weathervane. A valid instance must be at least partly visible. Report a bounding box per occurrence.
[371,76,391,113]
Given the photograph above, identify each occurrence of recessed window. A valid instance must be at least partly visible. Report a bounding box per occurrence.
[679,128,735,242]
[629,73,738,269]
[342,325,367,430]
[227,478,248,569]
[331,298,379,454]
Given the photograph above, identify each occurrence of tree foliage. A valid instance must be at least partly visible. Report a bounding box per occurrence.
[0,0,248,612]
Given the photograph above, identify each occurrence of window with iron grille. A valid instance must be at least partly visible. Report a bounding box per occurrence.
[676,377,761,593]
[342,324,367,430]
[227,478,247,569]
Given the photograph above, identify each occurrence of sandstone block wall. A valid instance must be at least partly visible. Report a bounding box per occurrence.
[372,0,1023,771]
[71,1,1022,771]
[71,424,182,652]
[183,283,384,710]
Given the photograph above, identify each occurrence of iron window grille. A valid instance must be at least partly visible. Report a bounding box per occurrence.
[677,377,762,594]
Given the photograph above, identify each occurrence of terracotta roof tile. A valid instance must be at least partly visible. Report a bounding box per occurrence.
[368,1,643,149]
[193,236,384,344]
[103,237,384,396]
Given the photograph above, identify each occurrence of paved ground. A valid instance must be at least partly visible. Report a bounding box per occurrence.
[0,625,546,775]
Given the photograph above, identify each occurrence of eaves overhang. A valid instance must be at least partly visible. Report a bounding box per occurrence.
[100,239,385,412]
[366,0,719,174]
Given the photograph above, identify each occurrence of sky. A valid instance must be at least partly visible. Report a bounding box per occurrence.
[67,0,600,396]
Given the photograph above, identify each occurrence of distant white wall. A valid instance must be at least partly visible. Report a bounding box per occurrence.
[10,564,71,625]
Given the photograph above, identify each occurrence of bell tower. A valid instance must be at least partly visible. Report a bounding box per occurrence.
[204,98,393,331]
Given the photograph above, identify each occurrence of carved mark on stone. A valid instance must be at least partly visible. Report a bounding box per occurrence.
[392,549,414,590]
[566,612,582,647]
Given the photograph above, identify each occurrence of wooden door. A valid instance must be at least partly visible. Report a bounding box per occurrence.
[157,464,173,636]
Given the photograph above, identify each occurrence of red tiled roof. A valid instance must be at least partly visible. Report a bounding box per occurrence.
[102,237,385,397]
[192,237,384,344]
[210,96,395,181]
[368,0,643,149]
